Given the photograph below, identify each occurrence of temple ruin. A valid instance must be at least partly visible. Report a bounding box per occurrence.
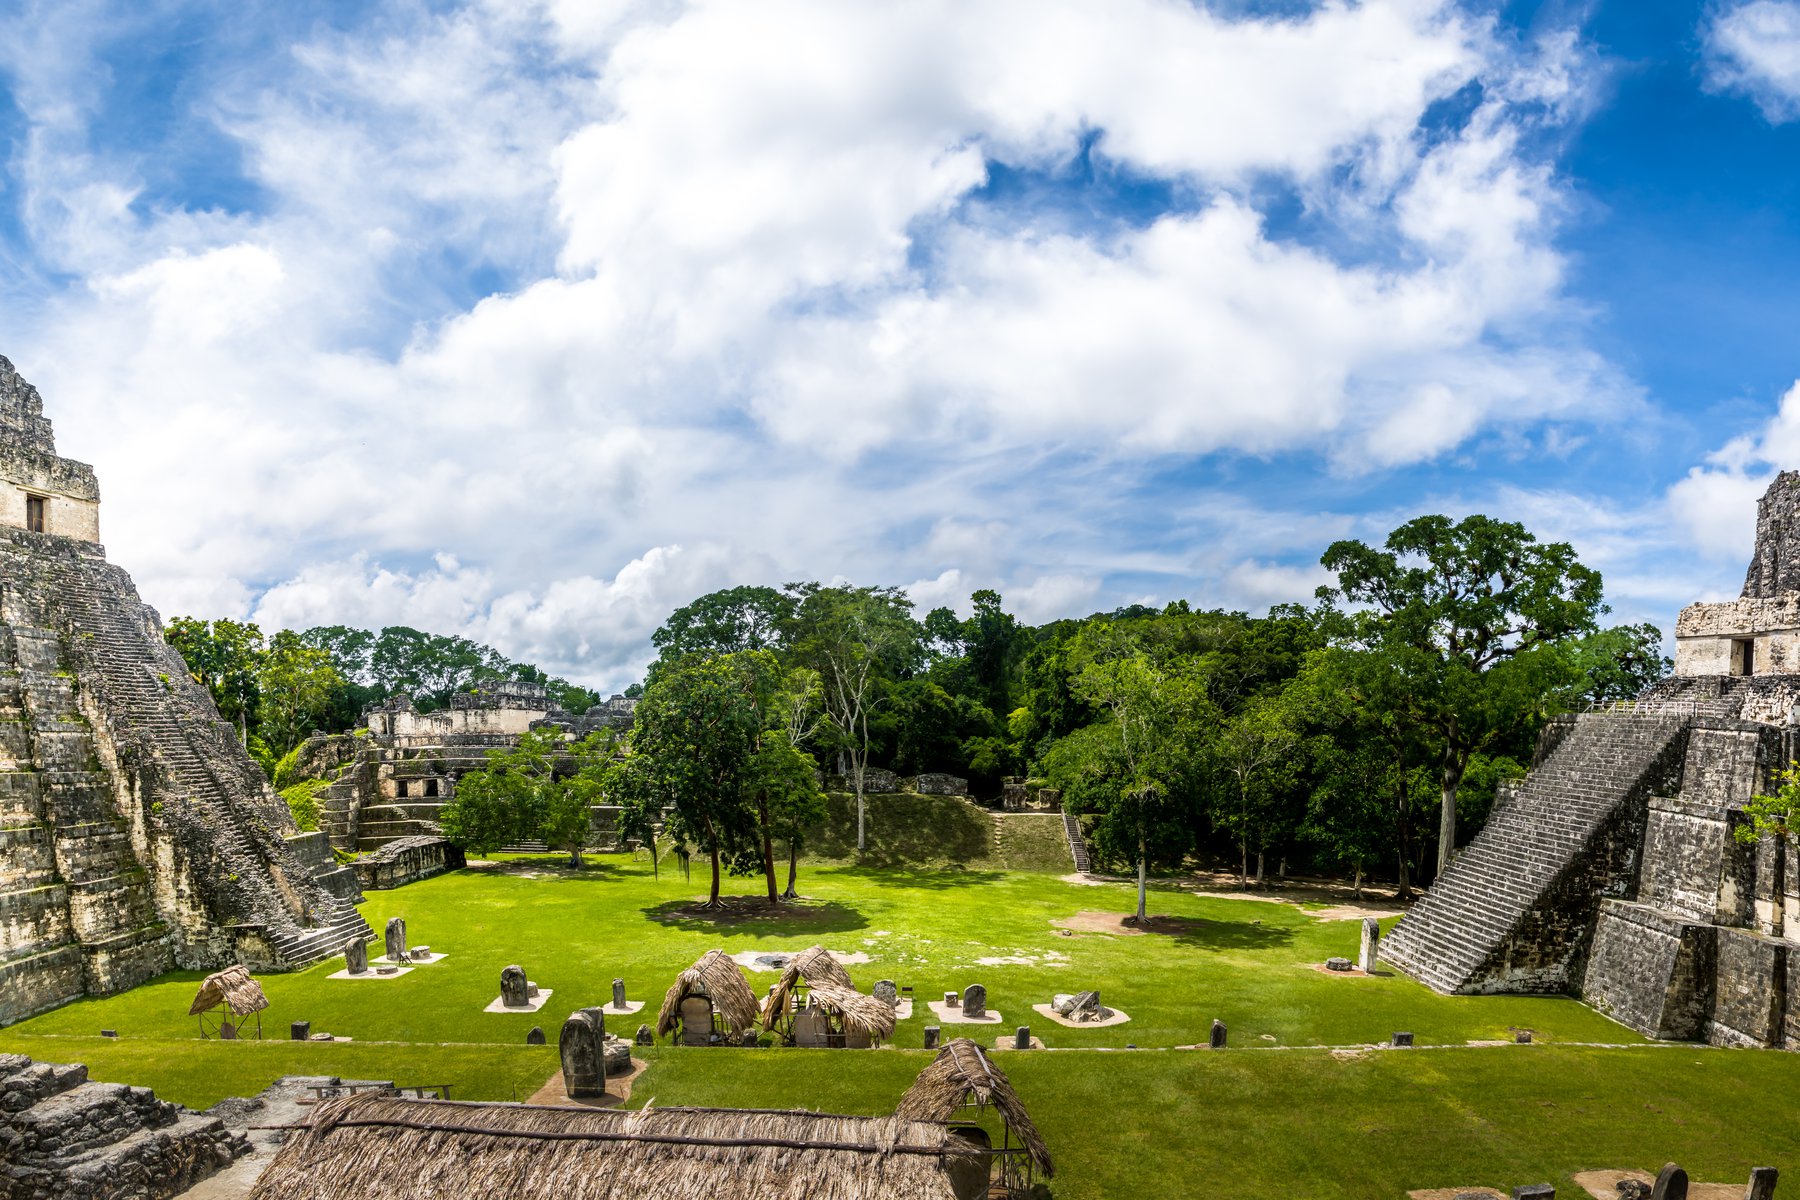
[1382,471,1800,1047]
[0,355,368,1025]
[295,681,636,856]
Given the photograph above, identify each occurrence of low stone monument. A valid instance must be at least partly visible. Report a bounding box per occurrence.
[1392,1031,1414,1047]
[612,978,627,1008]
[635,1024,653,1046]
[1746,1167,1778,1200]
[561,1008,608,1098]
[962,984,986,1019]
[1511,1186,1554,1199]
[924,1025,941,1049]
[526,1026,545,1045]
[1325,957,1353,972]
[290,1021,310,1041]
[943,990,959,1008]
[1358,918,1380,973]
[384,917,408,963]
[1515,1030,1532,1044]
[500,964,531,1009]
[1616,1182,1651,1200]
[1650,1163,1687,1200]
[1013,1025,1031,1050]
[344,938,368,975]
[1209,1019,1226,1049]
[1053,990,1112,1022]
[873,979,898,1007]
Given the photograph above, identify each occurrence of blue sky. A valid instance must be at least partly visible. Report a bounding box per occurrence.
[2,0,1799,688]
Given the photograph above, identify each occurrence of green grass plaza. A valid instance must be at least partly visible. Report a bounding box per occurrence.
[9,838,1798,1199]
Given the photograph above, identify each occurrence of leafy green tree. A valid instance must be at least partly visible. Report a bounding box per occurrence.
[1047,643,1212,922]
[166,617,264,743]
[1736,762,1800,853]
[1565,622,1672,707]
[1319,514,1604,875]
[440,768,538,855]
[649,586,796,679]
[619,655,760,906]
[755,731,829,898]
[1213,692,1302,885]
[542,732,616,866]
[255,631,345,757]
[786,584,922,851]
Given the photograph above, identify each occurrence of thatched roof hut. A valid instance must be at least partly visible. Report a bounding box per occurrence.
[896,1038,1054,1180]
[187,965,269,1017]
[248,1092,987,1200]
[655,949,759,1041]
[760,945,855,1028]
[799,982,898,1045]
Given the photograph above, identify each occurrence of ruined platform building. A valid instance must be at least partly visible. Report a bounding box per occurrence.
[1381,473,1800,1047]
[0,357,367,1025]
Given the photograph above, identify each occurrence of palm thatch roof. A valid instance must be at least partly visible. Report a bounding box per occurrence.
[895,1038,1053,1178]
[760,945,855,1027]
[801,983,898,1043]
[187,965,269,1017]
[655,949,760,1038]
[248,1092,983,1200]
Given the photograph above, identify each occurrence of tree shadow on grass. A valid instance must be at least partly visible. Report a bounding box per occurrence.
[826,865,1006,891]
[1054,909,1296,952]
[464,859,630,883]
[641,895,868,937]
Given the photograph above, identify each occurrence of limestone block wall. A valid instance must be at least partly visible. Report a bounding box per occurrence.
[1707,928,1788,1047]
[1583,901,1714,1040]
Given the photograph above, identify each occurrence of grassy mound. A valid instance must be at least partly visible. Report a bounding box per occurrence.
[802,792,1072,871]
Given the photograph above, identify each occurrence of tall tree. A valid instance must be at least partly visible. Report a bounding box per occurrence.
[255,631,345,758]
[650,586,796,679]
[1319,514,1604,875]
[1046,641,1211,923]
[1213,692,1302,885]
[166,617,264,743]
[787,584,921,851]
[618,655,759,906]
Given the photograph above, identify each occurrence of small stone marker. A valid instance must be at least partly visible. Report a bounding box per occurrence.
[1209,1019,1227,1049]
[345,938,368,975]
[560,1008,607,1098]
[1325,957,1353,972]
[384,916,408,963]
[1359,917,1380,973]
[962,984,987,1019]
[1616,1182,1651,1200]
[1650,1163,1688,1200]
[741,1031,759,1047]
[376,965,397,976]
[100,1029,116,1038]
[873,979,898,1008]
[924,1025,941,1049]
[944,991,959,1008]
[1745,1167,1778,1200]
[612,978,627,1009]
[412,945,433,962]
[501,964,531,1008]
[635,1024,653,1046]
[1392,1031,1413,1047]
[1515,1030,1532,1044]
[290,1021,310,1041]
[1013,1025,1031,1050]
[1511,1187,1555,1199]
[526,1026,545,1045]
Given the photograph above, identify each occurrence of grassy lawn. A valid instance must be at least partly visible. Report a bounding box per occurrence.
[5,851,1780,1196]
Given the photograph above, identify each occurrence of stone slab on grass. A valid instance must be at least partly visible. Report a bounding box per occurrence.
[374,953,450,966]
[328,967,414,981]
[1032,1002,1132,1029]
[927,1000,1002,1025]
[484,988,554,1014]
[993,1035,1045,1051]
[600,1001,646,1016]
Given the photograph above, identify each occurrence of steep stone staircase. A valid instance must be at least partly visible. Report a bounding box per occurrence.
[0,1052,245,1199]
[6,539,369,971]
[1381,712,1689,994]
[1062,808,1091,874]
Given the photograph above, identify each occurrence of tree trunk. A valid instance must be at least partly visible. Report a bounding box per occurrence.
[784,839,799,899]
[1437,740,1466,876]
[1255,850,1264,885]
[1353,861,1363,900]
[708,844,722,907]
[855,771,866,853]
[757,794,778,903]
[1239,841,1249,886]
[1135,845,1147,923]
[1395,848,1412,900]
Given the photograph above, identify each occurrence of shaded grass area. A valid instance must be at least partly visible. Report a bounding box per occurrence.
[803,792,1073,872]
[624,1044,1800,1199]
